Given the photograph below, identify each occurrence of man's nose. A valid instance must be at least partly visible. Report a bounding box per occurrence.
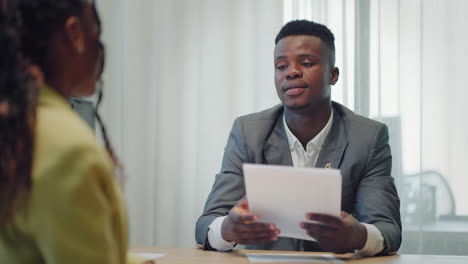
[286,65,303,79]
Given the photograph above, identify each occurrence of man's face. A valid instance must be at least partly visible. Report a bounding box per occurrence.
[274,35,338,111]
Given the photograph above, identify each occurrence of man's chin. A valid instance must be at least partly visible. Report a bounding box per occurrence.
[283,103,311,111]
[282,98,331,113]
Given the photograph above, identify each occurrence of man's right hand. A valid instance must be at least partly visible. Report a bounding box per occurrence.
[221,199,280,245]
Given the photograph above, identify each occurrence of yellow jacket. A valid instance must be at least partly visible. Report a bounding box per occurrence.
[0,85,146,264]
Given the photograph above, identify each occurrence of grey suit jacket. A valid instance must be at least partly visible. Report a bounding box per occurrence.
[195,102,402,255]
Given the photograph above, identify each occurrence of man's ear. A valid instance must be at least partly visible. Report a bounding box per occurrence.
[330,67,339,85]
[63,16,85,55]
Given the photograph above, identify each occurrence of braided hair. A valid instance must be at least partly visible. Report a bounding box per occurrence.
[90,4,125,180]
[0,0,37,222]
[0,0,122,222]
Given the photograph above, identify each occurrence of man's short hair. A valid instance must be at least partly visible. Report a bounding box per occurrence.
[275,20,336,66]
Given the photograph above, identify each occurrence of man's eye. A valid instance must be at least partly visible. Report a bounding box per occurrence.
[302,62,314,67]
[276,65,287,70]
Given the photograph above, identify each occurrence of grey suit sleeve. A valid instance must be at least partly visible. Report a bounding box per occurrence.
[355,124,402,255]
[195,118,249,249]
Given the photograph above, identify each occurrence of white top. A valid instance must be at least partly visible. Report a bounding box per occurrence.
[208,109,384,256]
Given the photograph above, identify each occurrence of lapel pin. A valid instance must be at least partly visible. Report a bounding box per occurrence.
[325,163,332,169]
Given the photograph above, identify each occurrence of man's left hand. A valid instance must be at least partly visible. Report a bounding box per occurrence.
[300,211,367,253]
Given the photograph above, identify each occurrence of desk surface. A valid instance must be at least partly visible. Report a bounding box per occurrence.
[132,246,468,264]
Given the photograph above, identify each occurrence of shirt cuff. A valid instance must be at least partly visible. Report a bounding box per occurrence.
[356,223,385,256]
[207,216,236,251]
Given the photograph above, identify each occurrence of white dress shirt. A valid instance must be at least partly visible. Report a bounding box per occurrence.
[208,110,384,256]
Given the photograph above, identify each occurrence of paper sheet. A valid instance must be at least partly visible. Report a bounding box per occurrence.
[245,253,344,263]
[134,253,166,260]
[243,164,342,241]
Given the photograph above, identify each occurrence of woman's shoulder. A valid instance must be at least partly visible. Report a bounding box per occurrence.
[22,102,128,264]
[33,94,114,182]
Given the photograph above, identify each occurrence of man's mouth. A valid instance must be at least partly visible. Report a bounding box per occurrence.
[284,85,308,96]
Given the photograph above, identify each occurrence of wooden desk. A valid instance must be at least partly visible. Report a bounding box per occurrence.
[132,246,468,264]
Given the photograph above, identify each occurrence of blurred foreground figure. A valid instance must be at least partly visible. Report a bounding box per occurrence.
[0,1,151,263]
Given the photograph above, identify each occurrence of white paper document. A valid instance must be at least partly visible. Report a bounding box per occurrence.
[243,164,342,241]
[245,253,344,263]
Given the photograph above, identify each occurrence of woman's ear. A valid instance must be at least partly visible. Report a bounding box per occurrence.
[63,16,85,55]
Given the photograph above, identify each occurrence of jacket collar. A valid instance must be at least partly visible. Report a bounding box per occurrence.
[39,84,73,111]
[263,102,348,169]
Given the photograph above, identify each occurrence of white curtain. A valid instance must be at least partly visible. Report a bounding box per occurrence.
[96,0,284,247]
[286,0,468,255]
[94,0,468,254]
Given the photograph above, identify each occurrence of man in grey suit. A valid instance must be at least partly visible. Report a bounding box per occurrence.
[195,20,401,256]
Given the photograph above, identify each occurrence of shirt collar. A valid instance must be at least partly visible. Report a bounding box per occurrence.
[283,108,334,153]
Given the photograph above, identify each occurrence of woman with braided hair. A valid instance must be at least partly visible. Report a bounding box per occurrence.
[0,1,151,263]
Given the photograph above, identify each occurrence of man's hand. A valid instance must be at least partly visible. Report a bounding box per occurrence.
[221,199,280,245]
[300,211,367,253]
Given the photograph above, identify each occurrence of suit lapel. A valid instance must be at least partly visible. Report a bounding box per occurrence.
[315,106,349,169]
[263,111,293,166]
